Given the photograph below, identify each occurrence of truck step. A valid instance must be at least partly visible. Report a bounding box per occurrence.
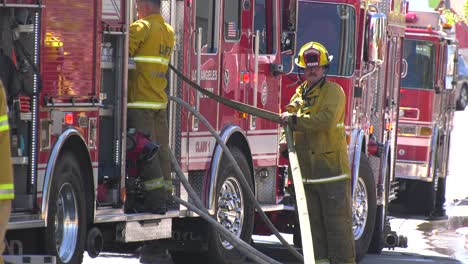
[3,255,56,264]
[116,218,172,243]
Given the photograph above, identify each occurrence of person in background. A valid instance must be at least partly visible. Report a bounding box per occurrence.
[127,0,175,215]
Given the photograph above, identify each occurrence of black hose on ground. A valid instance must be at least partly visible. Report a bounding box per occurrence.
[171,196,281,264]
[170,96,304,263]
[169,151,207,213]
[169,152,284,264]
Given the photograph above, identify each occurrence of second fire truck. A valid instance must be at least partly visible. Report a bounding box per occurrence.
[391,10,458,217]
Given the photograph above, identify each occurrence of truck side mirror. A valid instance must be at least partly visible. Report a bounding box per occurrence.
[445,44,458,90]
[280,0,298,74]
[365,12,387,64]
[281,31,295,55]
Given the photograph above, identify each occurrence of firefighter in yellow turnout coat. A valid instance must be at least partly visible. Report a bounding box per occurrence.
[127,0,175,214]
[280,42,355,264]
[0,80,14,263]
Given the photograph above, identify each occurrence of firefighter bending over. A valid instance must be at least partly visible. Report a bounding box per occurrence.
[280,42,355,264]
[127,0,175,214]
[0,80,14,264]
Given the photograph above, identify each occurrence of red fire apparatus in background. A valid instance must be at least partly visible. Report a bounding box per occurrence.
[2,0,299,263]
[390,10,458,217]
[277,0,407,259]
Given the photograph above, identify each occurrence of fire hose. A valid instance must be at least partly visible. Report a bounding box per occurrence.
[169,64,315,263]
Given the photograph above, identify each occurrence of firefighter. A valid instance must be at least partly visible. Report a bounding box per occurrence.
[280,42,355,264]
[0,80,14,263]
[127,0,175,215]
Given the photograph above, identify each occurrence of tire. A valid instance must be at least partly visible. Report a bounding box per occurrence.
[456,84,468,111]
[407,180,436,215]
[354,155,377,261]
[433,176,447,215]
[207,147,255,264]
[368,161,391,254]
[292,220,301,248]
[44,152,87,264]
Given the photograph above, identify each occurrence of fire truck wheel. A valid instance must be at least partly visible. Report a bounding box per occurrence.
[368,161,391,254]
[208,147,254,264]
[44,151,87,264]
[407,180,436,215]
[354,155,377,261]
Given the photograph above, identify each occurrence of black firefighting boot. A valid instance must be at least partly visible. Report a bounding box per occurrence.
[142,188,167,215]
[140,159,167,215]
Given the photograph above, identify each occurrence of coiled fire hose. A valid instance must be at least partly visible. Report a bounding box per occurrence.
[169,63,315,263]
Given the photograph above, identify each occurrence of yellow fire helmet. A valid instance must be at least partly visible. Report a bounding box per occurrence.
[294,41,333,68]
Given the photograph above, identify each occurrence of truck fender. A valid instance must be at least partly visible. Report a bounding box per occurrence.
[350,129,365,195]
[41,128,92,224]
[207,125,253,214]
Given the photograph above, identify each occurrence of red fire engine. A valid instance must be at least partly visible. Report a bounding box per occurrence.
[391,10,458,216]
[277,0,408,259]
[2,0,299,263]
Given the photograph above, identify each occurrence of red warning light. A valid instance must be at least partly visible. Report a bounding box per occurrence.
[65,113,74,125]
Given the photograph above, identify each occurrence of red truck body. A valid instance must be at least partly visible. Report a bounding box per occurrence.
[2,0,296,262]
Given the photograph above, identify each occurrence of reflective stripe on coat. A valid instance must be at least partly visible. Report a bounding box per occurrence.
[0,81,14,200]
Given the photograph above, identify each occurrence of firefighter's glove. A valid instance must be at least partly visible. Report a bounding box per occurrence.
[280,112,297,128]
[280,112,290,125]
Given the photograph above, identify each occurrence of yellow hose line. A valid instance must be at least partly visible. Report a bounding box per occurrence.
[286,126,315,264]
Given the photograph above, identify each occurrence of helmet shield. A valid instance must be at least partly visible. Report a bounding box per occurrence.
[303,48,321,67]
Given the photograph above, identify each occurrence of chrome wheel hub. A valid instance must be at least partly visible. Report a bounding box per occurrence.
[353,177,368,240]
[55,183,79,263]
[216,177,244,250]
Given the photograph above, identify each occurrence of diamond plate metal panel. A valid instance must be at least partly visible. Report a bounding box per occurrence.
[188,170,205,204]
[255,166,277,204]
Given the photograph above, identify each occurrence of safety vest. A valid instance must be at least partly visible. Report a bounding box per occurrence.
[0,81,14,200]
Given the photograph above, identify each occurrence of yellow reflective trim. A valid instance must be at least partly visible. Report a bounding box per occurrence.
[144,177,165,190]
[0,115,9,132]
[0,124,9,132]
[0,193,14,200]
[133,56,169,65]
[127,101,167,110]
[336,123,344,128]
[0,184,14,200]
[303,174,350,184]
[0,184,14,190]
[164,180,173,191]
